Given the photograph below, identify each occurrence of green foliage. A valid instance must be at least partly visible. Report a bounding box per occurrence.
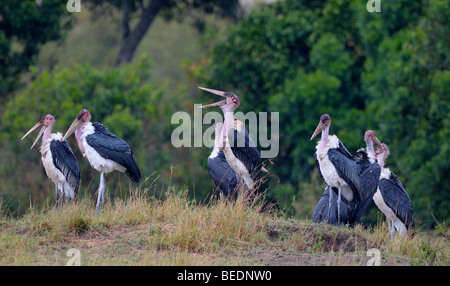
[0,0,73,98]
[208,0,321,112]
[2,56,160,144]
[86,0,240,64]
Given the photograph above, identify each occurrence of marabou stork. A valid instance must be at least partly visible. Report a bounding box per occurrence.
[373,143,414,238]
[310,115,382,225]
[63,109,141,216]
[200,87,263,191]
[21,114,80,207]
[207,122,239,200]
[350,130,383,223]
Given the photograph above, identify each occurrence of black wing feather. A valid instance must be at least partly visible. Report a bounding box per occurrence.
[208,151,238,199]
[50,139,80,195]
[379,173,414,230]
[228,127,262,180]
[350,163,381,223]
[86,122,141,183]
[353,148,372,174]
[327,143,361,202]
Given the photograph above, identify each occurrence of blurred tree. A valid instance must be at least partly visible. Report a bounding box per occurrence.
[0,0,73,99]
[87,0,241,65]
[206,0,323,113]
[363,0,449,227]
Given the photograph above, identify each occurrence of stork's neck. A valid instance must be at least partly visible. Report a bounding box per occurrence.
[40,122,54,157]
[75,121,91,154]
[213,127,223,152]
[376,153,386,168]
[366,138,376,162]
[223,110,235,140]
[318,124,330,151]
[213,135,220,152]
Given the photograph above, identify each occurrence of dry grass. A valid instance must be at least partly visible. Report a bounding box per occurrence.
[0,186,448,266]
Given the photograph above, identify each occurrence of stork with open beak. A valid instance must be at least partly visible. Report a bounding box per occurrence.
[200,87,263,192]
[373,143,414,239]
[310,114,382,225]
[63,109,141,216]
[21,114,80,207]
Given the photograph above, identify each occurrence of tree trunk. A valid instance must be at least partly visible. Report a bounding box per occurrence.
[115,0,165,66]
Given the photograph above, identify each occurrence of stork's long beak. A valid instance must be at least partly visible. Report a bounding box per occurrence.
[201,100,227,108]
[199,87,228,108]
[310,121,326,141]
[21,121,46,150]
[199,87,227,97]
[373,136,382,149]
[63,118,82,141]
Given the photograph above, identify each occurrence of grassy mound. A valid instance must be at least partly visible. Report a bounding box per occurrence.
[0,188,448,265]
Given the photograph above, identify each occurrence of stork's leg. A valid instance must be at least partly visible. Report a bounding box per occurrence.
[243,173,254,191]
[65,184,71,204]
[337,188,342,226]
[327,188,333,222]
[387,220,391,238]
[95,172,105,217]
[101,172,105,209]
[55,184,60,209]
[61,191,65,208]
[389,220,395,240]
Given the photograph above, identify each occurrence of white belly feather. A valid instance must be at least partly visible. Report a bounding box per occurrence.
[315,135,353,201]
[81,137,126,174]
[78,123,126,174]
[373,168,407,236]
[40,133,75,198]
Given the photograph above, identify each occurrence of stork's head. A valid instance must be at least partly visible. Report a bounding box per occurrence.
[63,109,91,141]
[199,87,239,113]
[21,114,55,149]
[77,109,91,122]
[310,114,331,141]
[364,130,382,148]
[375,143,390,166]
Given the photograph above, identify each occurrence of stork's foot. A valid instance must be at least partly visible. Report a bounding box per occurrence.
[95,190,102,217]
[55,184,60,209]
[95,172,106,217]
[337,190,342,226]
[61,193,65,208]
